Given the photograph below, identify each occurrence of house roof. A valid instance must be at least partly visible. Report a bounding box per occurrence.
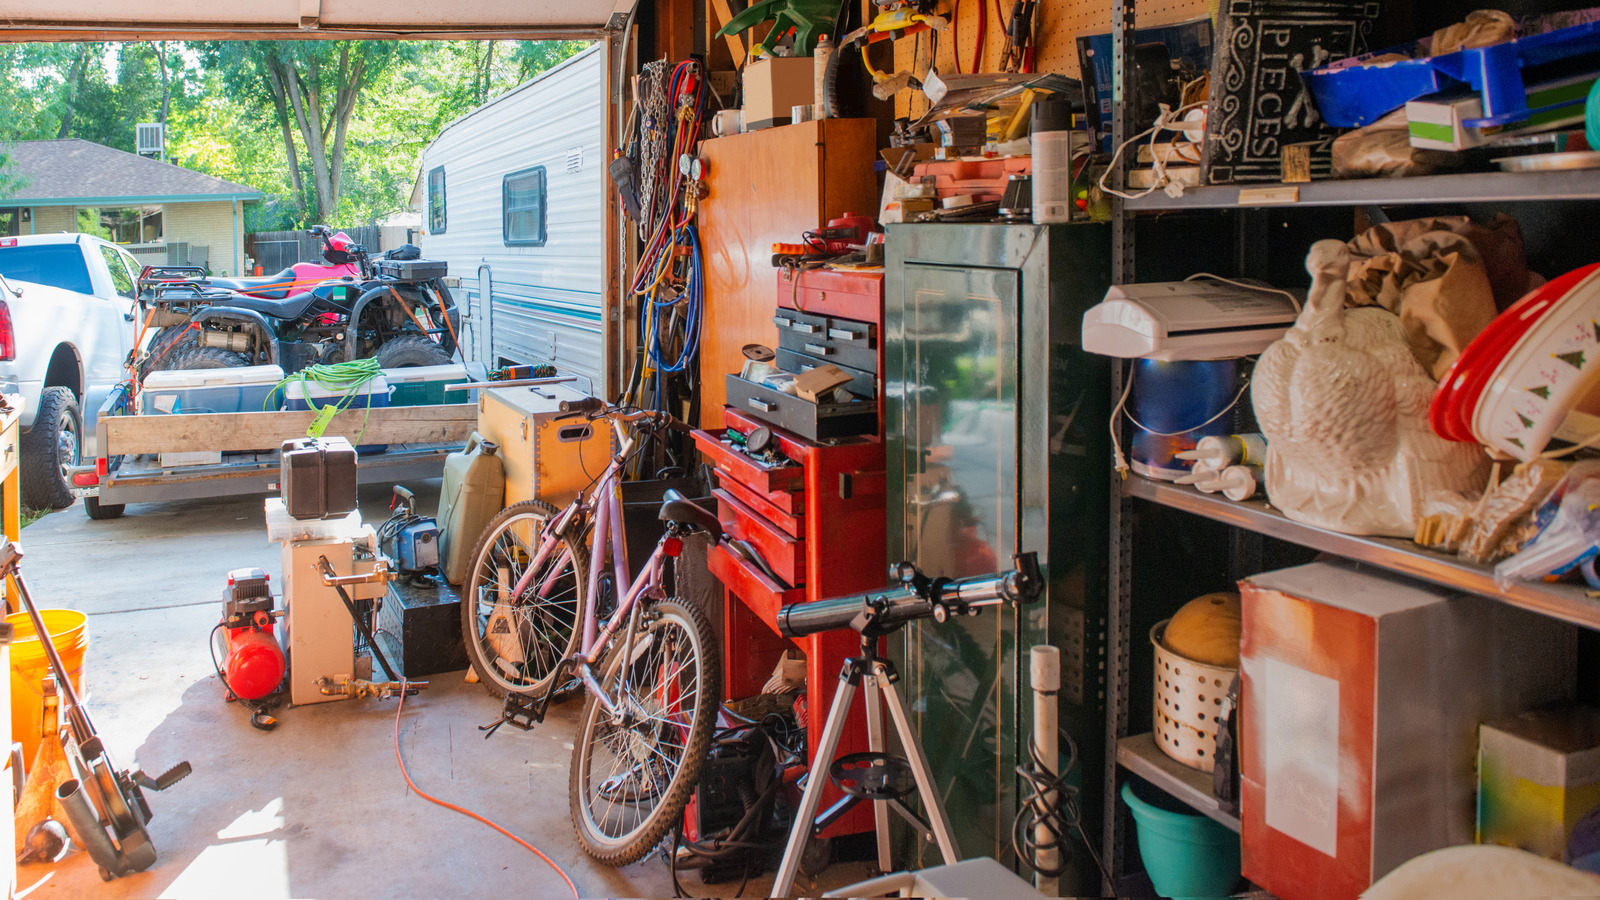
[4,139,263,206]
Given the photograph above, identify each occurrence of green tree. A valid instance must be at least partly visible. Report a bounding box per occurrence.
[201,41,414,224]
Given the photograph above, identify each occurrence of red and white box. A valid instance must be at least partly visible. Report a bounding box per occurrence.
[1239,561,1576,900]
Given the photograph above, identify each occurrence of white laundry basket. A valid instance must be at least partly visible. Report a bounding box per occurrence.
[1151,619,1236,773]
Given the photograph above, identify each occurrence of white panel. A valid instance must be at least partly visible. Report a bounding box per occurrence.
[419,45,607,394]
[0,0,624,28]
[1261,656,1340,857]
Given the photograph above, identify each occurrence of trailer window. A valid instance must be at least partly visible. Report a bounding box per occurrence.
[503,166,546,247]
[428,166,447,234]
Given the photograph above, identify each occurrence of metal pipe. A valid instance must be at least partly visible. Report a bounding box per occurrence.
[444,376,578,391]
[57,779,126,877]
[1031,645,1061,894]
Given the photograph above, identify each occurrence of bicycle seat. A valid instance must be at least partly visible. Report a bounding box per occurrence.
[658,489,722,540]
[206,290,319,320]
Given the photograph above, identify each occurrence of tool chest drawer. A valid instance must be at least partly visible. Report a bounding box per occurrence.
[707,542,804,630]
[715,474,803,537]
[725,375,878,442]
[692,428,806,504]
[775,349,876,399]
[776,268,884,323]
[772,310,878,373]
[715,488,805,587]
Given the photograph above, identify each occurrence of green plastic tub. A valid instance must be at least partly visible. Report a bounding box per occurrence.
[1121,778,1241,898]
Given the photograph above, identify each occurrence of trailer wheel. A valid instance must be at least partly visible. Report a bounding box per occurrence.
[20,386,82,511]
[167,346,249,369]
[375,335,453,368]
[84,495,125,520]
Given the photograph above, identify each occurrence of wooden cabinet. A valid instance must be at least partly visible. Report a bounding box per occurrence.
[475,383,613,508]
[696,119,879,430]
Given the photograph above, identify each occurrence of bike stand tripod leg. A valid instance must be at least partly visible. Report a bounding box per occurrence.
[773,662,862,897]
[862,668,894,875]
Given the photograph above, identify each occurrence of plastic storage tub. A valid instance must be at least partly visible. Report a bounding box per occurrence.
[384,364,471,406]
[1301,15,1600,128]
[1121,778,1241,898]
[284,375,389,453]
[141,365,286,415]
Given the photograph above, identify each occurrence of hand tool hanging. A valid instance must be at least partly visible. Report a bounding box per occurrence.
[0,539,190,880]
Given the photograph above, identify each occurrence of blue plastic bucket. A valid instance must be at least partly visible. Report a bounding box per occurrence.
[1129,359,1238,481]
[1121,778,1240,899]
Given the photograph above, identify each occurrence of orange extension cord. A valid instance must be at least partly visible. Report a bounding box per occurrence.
[392,683,581,899]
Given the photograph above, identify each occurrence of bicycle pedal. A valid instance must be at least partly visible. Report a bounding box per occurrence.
[481,692,545,737]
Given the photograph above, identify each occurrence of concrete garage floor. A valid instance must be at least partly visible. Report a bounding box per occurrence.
[12,482,873,900]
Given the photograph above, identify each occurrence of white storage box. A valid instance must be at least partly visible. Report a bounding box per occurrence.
[141,365,286,415]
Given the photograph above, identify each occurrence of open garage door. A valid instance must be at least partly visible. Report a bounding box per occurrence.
[0,0,632,39]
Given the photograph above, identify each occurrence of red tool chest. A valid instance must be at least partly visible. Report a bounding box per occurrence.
[693,408,886,838]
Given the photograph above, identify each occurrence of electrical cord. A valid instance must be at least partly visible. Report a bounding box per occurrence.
[392,681,580,899]
[1097,95,1208,201]
[272,358,385,442]
[1011,728,1113,888]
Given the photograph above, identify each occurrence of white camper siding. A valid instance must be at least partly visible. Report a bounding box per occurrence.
[420,44,606,393]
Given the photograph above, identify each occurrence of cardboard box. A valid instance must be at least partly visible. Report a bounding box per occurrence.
[742,57,814,131]
[1239,562,1576,900]
[1479,707,1600,866]
[1406,72,1598,151]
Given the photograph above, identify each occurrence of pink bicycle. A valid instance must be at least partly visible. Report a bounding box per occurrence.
[462,399,722,865]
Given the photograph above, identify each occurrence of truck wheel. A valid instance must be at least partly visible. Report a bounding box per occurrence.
[20,387,82,511]
[168,346,248,369]
[84,495,125,520]
[375,335,453,368]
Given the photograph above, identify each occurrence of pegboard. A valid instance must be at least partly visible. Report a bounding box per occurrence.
[892,0,1214,118]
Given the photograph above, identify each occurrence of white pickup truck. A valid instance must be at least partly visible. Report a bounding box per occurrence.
[0,233,139,513]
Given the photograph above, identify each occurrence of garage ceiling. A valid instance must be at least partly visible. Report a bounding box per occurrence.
[0,0,633,40]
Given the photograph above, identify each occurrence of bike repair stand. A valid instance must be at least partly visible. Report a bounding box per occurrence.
[771,604,961,898]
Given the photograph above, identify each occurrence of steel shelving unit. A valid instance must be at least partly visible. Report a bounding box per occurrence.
[1098,0,1600,892]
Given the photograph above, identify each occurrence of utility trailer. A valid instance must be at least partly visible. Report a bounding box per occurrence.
[72,385,477,518]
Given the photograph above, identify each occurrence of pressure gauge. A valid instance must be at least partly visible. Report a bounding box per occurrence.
[746,426,773,455]
[678,153,694,177]
[689,157,704,180]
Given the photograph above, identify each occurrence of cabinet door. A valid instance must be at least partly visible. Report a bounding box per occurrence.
[888,259,1023,861]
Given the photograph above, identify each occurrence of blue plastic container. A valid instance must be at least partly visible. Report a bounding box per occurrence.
[1301,17,1600,128]
[1128,359,1238,482]
[285,375,390,454]
[1121,779,1241,899]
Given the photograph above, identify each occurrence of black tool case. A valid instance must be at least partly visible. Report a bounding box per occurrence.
[375,258,449,282]
[279,437,359,520]
[375,579,468,677]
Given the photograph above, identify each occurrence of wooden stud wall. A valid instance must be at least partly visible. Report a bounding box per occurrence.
[891,0,1213,118]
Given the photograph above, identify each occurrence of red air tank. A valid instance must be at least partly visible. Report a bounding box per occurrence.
[220,568,285,701]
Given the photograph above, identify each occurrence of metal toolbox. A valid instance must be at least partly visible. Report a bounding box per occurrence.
[376,258,449,281]
[724,374,877,441]
[774,348,875,399]
[374,579,468,677]
[776,267,883,322]
[772,309,878,373]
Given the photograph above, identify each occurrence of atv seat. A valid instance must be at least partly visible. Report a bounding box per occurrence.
[209,268,300,299]
[658,490,722,540]
[207,290,318,321]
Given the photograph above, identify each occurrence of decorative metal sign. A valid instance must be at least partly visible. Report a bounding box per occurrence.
[1202,0,1382,184]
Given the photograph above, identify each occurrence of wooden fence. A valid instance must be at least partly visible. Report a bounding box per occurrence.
[244,225,383,274]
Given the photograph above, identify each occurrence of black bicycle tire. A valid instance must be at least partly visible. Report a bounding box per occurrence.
[460,500,589,698]
[568,596,720,866]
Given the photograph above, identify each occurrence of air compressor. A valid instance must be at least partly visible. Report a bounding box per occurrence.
[213,567,287,729]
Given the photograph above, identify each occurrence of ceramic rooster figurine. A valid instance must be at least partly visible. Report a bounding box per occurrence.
[1252,240,1488,536]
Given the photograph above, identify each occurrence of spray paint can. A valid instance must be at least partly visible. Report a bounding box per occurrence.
[813,35,834,119]
[1031,94,1074,223]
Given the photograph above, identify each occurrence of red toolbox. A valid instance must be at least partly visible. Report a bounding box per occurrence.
[694,408,886,838]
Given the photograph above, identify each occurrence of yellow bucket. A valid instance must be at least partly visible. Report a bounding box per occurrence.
[7,610,88,771]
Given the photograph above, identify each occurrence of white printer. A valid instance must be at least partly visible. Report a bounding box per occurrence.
[1082,280,1302,361]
